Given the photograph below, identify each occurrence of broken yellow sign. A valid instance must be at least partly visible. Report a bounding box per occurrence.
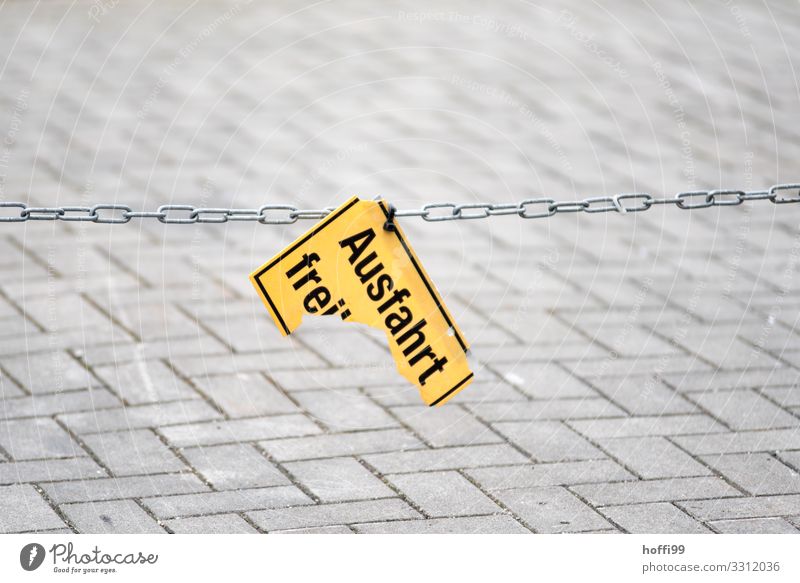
[249,196,473,406]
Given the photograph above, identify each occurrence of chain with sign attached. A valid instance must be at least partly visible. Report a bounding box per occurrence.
[4,184,799,407]
[1,184,799,224]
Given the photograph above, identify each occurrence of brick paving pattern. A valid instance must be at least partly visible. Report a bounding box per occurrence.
[1,0,800,533]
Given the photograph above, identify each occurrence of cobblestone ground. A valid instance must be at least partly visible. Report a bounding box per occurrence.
[1,0,800,534]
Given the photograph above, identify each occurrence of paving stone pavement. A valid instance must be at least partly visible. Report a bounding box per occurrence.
[1,0,800,534]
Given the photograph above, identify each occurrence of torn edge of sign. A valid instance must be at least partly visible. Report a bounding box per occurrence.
[372,199,474,406]
[249,196,474,406]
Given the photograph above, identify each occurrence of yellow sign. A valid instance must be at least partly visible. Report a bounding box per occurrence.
[250,197,473,406]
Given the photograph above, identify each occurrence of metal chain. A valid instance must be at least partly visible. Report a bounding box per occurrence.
[1,184,798,224]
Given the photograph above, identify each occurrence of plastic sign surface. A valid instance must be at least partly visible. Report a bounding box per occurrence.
[250,197,473,405]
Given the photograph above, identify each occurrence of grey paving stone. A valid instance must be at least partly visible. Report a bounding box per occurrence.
[364,379,523,406]
[390,470,500,517]
[363,444,529,474]
[63,499,165,534]
[572,477,741,507]
[361,383,443,407]
[598,436,710,479]
[171,350,327,378]
[112,303,204,342]
[466,460,635,491]
[483,342,611,364]
[260,428,425,462]
[0,315,37,340]
[592,329,683,360]
[0,417,84,460]
[299,330,391,367]
[44,473,209,504]
[191,373,299,417]
[77,336,229,367]
[493,420,604,462]
[673,429,800,455]
[676,335,784,370]
[274,525,354,534]
[600,503,711,534]
[467,398,624,423]
[588,376,697,415]
[772,351,800,371]
[166,513,259,534]
[678,495,800,521]
[248,498,420,531]
[710,517,800,534]
[59,400,222,434]
[777,450,800,471]
[763,387,800,408]
[159,414,321,447]
[354,514,529,533]
[182,444,288,489]
[0,238,34,272]
[270,367,401,392]
[0,457,104,485]
[292,389,398,431]
[2,351,95,394]
[9,274,139,300]
[0,327,128,357]
[0,370,25,398]
[285,457,393,502]
[0,388,121,419]
[563,356,713,379]
[202,316,294,352]
[494,487,612,533]
[700,453,800,495]
[569,414,727,439]
[469,328,520,350]
[390,405,499,447]
[93,360,197,404]
[81,429,186,476]
[738,323,800,354]
[0,484,66,533]
[492,362,597,399]
[687,390,798,430]
[662,369,800,393]
[142,486,312,519]
[25,245,121,279]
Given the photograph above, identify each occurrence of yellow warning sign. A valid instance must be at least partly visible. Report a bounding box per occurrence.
[249,196,473,406]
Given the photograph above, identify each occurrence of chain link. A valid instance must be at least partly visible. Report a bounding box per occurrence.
[2,184,799,224]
